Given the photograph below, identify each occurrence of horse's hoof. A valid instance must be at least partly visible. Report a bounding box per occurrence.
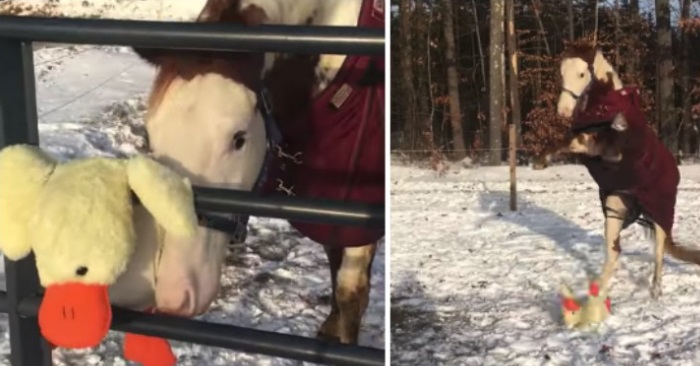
[650,285,663,300]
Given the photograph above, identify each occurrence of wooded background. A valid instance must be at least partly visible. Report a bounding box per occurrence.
[391,0,700,166]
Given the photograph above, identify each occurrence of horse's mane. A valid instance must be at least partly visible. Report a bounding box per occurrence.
[135,0,268,118]
[561,38,622,93]
[196,0,267,24]
[561,39,597,65]
[588,74,615,95]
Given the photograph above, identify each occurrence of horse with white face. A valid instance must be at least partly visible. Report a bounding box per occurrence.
[132,0,385,345]
[547,42,700,301]
[556,44,624,118]
[531,44,624,168]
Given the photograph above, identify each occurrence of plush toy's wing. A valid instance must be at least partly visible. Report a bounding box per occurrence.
[0,145,57,260]
[126,155,198,238]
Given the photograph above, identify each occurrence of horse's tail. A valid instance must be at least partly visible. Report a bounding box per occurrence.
[665,239,700,265]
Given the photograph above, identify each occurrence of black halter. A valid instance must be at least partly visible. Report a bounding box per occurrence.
[562,63,595,106]
[562,87,583,100]
[195,86,282,244]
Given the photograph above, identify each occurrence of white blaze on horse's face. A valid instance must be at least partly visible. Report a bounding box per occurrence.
[147,73,267,191]
[137,60,268,316]
[558,57,592,118]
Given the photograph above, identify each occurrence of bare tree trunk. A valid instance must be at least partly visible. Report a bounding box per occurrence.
[426,4,437,148]
[655,0,676,154]
[531,0,550,56]
[472,0,488,145]
[627,0,640,77]
[505,0,521,146]
[489,0,505,165]
[472,0,487,88]
[442,0,466,159]
[567,0,574,41]
[681,0,692,155]
[631,0,639,13]
[613,0,620,66]
[399,0,416,151]
[415,0,430,151]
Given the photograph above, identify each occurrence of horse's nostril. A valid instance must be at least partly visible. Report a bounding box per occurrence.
[75,266,89,276]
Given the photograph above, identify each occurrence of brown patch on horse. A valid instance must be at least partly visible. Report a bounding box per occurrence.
[588,72,615,96]
[144,52,264,120]
[137,0,269,121]
[197,0,267,24]
[561,39,597,65]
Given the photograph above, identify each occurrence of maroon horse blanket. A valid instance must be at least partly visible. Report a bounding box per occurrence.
[572,85,679,234]
[263,0,385,247]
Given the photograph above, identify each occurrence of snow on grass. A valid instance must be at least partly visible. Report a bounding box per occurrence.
[0,1,385,364]
[391,162,700,365]
[2,0,206,21]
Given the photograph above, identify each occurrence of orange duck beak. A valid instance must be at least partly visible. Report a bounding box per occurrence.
[38,282,112,349]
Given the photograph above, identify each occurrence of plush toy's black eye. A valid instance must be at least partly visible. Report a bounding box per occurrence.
[232,131,247,151]
[579,72,585,78]
[76,266,89,276]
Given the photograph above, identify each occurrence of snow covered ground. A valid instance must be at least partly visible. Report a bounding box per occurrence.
[0,1,385,365]
[391,161,700,366]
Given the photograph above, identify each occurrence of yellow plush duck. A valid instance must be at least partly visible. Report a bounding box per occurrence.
[559,279,612,330]
[0,144,199,366]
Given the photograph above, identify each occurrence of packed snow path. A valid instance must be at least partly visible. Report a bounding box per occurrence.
[391,163,700,366]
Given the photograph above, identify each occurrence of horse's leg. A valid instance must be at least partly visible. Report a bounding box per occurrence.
[317,245,343,342]
[597,194,628,290]
[650,222,667,300]
[333,243,377,344]
[355,243,377,324]
[531,131,579,169]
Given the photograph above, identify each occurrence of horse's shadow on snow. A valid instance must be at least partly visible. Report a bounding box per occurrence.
[476,190,604,278]
[390,271,476,363]
[474,190,688,305]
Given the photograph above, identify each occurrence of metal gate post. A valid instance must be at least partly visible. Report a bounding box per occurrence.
[0,39,53,366]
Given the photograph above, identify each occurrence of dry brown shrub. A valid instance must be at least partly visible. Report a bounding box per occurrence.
[0,1,63,17]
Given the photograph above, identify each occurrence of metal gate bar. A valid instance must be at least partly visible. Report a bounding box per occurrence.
[0,293,384,366]
[0,16,384,55]
[193,186,384,227]
[0,39,53,366]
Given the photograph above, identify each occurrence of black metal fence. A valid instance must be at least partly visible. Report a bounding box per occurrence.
[0,16,385,366]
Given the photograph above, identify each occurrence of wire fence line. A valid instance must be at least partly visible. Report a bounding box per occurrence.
[34,45,96,66]
[391,147,528,153]
[38,60,141,121]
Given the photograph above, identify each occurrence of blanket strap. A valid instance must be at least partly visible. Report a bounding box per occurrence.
[196,86,283,245]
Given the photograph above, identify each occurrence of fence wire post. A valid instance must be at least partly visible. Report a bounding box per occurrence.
[0,39,53,366]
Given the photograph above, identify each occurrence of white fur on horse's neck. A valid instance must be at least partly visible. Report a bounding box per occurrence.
[592,51,623,91]
[241,0,363,90]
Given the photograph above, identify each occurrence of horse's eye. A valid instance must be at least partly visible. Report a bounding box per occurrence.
[232,131,247,151]
[579,72,586,78]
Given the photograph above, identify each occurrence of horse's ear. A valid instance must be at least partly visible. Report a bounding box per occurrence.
[239,4,268,25]
[196,0,232,22]
[582,48,598,65]
[197,0,267,25]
